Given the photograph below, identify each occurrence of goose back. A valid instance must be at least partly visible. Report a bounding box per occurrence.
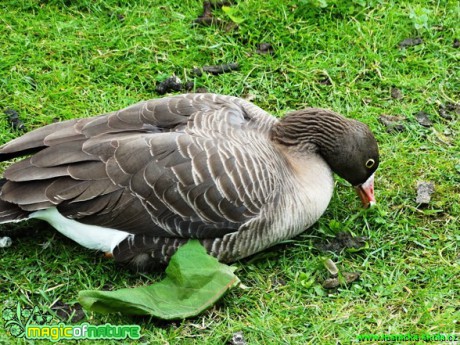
[0,94,337,267]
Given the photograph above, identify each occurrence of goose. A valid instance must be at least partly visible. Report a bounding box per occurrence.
[0,93,379,270]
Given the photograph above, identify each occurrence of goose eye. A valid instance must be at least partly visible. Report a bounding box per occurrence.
[365,159,375,169]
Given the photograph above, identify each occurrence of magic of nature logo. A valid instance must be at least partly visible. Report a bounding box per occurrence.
[2,304,141,341]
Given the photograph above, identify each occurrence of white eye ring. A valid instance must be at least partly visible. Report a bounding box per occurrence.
[365,159,375,169]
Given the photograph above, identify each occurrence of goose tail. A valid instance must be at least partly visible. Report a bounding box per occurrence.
[0,179,29,224]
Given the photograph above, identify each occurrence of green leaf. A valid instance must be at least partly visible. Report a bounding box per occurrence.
[78,240,239,319]
[222,6,245,24]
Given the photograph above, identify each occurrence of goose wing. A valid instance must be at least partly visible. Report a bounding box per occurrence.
[0,94,279,239]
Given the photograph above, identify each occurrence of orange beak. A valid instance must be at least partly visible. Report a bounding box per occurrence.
[355,174,376,208]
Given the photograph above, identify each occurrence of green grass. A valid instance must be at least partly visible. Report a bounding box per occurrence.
[1,0,459,344]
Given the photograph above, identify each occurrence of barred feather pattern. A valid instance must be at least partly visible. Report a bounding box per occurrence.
[0,93,336,268]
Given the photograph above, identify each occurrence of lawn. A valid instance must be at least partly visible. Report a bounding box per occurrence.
[0,0,459,344]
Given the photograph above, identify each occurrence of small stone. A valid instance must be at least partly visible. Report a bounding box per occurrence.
[415,111,433,127]
[0,237,12,248]
[230,331,246,345]
[416,181,435,205]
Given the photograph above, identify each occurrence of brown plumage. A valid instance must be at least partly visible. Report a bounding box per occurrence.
[0,93,379,270]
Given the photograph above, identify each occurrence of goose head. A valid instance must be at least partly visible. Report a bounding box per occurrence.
[271,108,379,207]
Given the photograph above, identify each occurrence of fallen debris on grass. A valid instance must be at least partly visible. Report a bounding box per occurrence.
[379,114,406,132]
[453,38,459,48]
[4,108,25,130]
[415,111,433,127]
[391,87,403,99]
[51,301,85,323]
[322,272,361,289]
[0,236,12,248]
[416,181,435,205]
[398,37,423,48]
[192,63,240,76]
[438,102,459,120]
[314,232,368,254]
[256,43,274,55]
[230,331,247,345]
[318,76,332,85]
[155,76,183,95]
[194,1,233,26]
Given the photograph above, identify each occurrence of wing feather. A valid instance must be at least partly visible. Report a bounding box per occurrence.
[4,158,68,182]
[1,93,280,244]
